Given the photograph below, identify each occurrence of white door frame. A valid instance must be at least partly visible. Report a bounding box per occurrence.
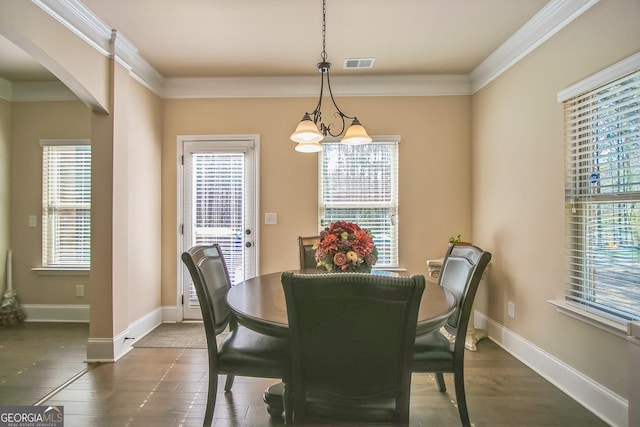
[176,134,260,321]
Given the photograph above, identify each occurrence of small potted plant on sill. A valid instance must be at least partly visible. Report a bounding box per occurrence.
[449,234,472,246]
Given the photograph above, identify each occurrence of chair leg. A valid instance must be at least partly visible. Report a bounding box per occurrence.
[453,370,470,427]
[284,381,293,424]
[204,361,218,426]
[435,372,446,392]
[224,375,235,392]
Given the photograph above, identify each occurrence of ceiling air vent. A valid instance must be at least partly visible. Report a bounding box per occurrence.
[344,58,375,69]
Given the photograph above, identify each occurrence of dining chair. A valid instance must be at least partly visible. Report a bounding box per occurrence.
[412,243,492,427]
[298,235,320,269]
[281,271,425,425]
[182,245,290,426]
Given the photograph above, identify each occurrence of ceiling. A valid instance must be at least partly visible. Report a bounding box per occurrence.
[0,0,551,84]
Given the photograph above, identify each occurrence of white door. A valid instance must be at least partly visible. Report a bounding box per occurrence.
[179,135,259,320]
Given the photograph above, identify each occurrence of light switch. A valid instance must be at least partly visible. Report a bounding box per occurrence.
[264,213,277,225]
[28,215,37,228]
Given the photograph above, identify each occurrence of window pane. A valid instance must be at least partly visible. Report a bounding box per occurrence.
[564,69,640,321]
[42,143,91,267]
[319,141,399,268]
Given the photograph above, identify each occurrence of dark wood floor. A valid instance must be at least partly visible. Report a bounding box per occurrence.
[0,323,609,426]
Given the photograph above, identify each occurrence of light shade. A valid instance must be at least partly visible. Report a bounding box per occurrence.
[340,118,372,145]
[295,141,323,153]
[291,114,323,144]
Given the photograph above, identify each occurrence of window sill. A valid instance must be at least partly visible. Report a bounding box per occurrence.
[32,267,90,275]
[548,300,628,339]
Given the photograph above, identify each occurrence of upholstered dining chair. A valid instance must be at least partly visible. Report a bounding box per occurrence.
[298,235,320,269]
[281,271,425,425]
[182,245,290,426]
[412,243,492,427]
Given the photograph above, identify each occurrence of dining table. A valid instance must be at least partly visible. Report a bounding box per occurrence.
[225,269,457,420]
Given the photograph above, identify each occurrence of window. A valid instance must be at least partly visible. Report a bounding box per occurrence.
[318,138,399,268]
[562,67,639,323]
[41,139,91,267]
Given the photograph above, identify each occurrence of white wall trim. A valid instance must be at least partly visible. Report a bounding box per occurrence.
[476,312,628,427]
[162,305,179,323]
[161,74,472,98]
[0,76,12,101]
[22,304,89,322]
[85,308,162,362]
[557,51,640,102]
[470,0,599,93]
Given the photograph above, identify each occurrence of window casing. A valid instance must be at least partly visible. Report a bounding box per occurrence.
[41,140,91,268]
[563,68,640,323]
[318,138,399,268]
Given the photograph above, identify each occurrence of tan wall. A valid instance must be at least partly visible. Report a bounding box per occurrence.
[162,95,471,305]
[0,99,10,293]
[9,101,91,304]
[126,77,163,323]
[90,61,163,339]
[472,0,640,398]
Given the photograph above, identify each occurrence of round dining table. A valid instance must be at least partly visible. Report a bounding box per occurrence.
[226,270,457,338]
[225,269,457,420]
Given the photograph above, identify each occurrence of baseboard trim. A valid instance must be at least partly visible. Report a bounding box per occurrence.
[475,311,628,427]
[86,308,163,362]
[22,304,89,322]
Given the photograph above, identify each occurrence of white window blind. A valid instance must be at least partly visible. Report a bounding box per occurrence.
[190,152,245,285]
[564,69,640,322]
[41,140,91,267]
[318,139,399,268]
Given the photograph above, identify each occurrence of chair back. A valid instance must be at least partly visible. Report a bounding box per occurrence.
[181,245,233,335]
[298,235,320,269]
[281,272,425,424]
[439,244,492,344]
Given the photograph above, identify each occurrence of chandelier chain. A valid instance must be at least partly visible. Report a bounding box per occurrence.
[321,0,327,61]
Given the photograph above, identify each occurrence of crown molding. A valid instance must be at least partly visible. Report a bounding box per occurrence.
[162,74,472,99]
[32,0,112,56]
[0,76,12,101]
[470,0,599,93]
[0,77,77,102]
[28,0,598,100]
[11,81,78,102]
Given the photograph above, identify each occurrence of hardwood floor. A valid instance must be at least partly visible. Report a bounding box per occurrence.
[0,323,609,426]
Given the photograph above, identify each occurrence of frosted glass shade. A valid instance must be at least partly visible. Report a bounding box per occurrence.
[295,141,323,153]
[340,118,372,145]
[291,115,323,144]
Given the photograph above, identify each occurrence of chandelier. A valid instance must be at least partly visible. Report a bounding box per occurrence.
[290,0,372,153]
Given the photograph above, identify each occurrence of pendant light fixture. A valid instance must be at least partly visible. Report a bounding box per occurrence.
[291,0,372,153]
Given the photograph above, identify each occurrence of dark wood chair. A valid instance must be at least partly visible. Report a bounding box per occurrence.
[281,271,425,425]
[412,243,492,427]
[298,235,320,269]
[182,245,290,425]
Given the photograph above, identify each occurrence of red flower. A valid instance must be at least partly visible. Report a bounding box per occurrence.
[333,252,347,266]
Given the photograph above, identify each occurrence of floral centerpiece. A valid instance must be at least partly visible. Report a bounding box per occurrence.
[314,221,378,272]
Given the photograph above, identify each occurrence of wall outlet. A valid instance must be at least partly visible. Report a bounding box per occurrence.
[507,301,515,318]
[28,215,37,227]
[76,284,85,297]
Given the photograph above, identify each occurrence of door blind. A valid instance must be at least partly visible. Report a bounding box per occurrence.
[191,152,245,285]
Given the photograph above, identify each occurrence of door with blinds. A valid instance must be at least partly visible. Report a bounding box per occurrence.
[180,136,259,320]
